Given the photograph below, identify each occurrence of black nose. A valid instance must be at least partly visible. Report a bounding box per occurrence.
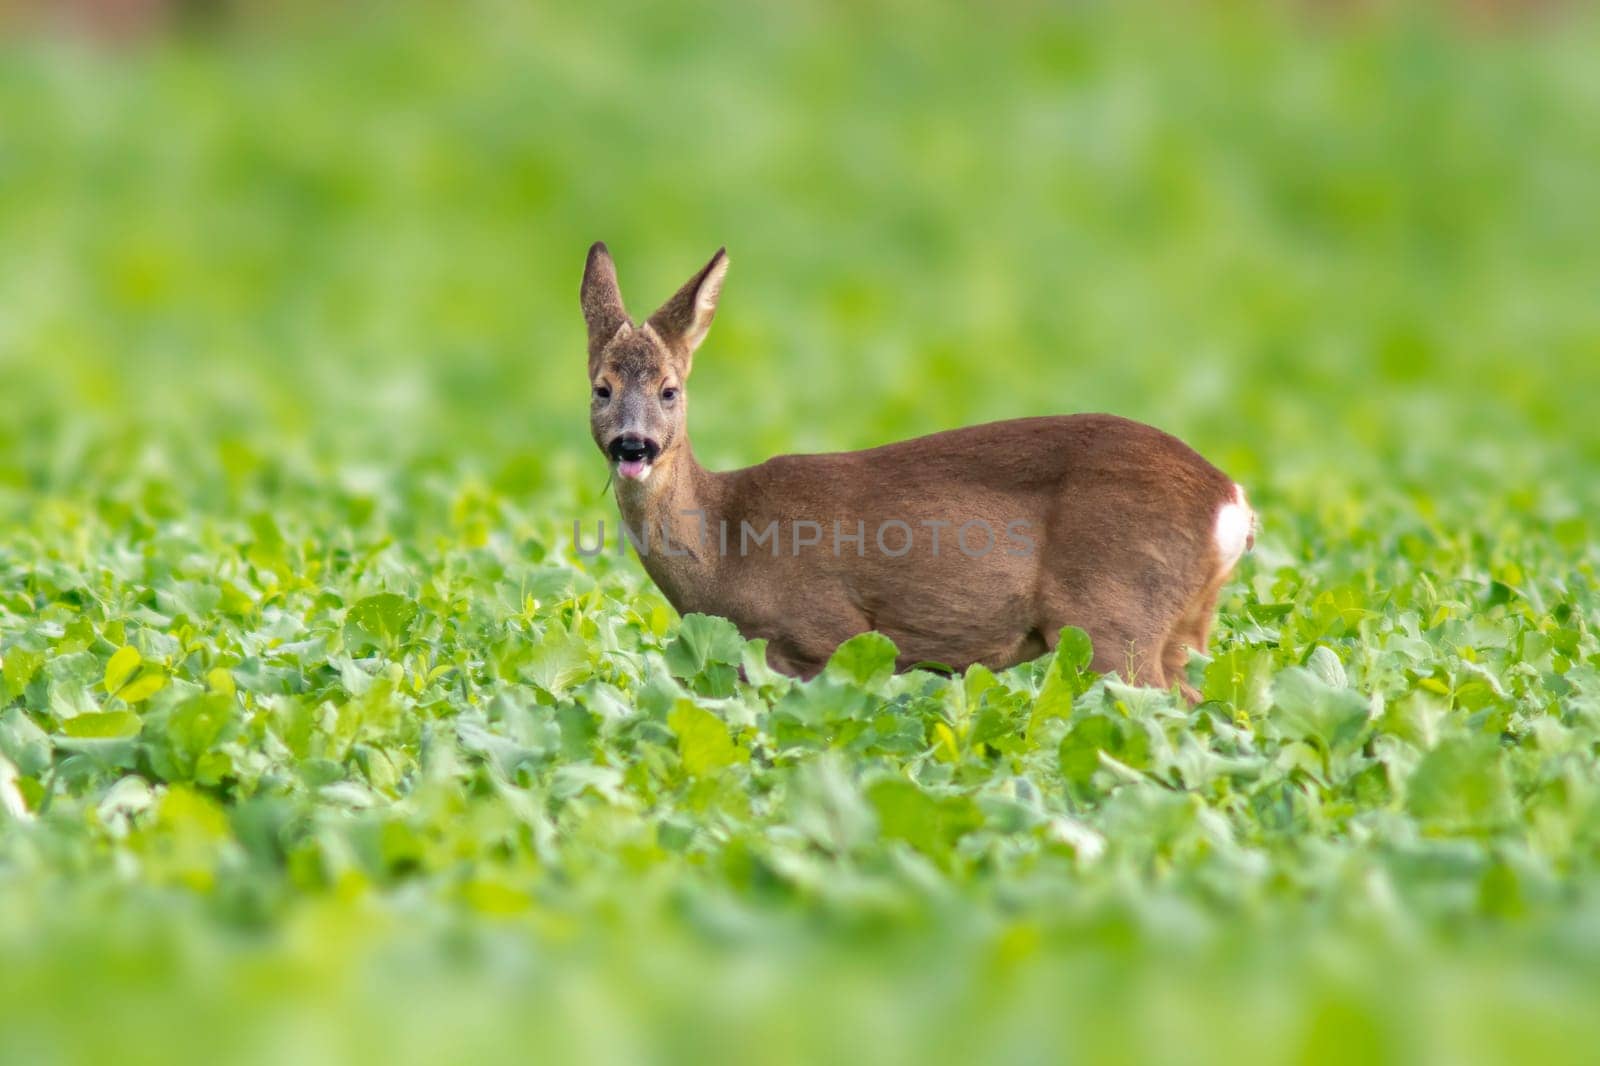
[608,435,660,463]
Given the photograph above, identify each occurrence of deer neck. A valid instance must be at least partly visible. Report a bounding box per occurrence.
[612,438,725,606]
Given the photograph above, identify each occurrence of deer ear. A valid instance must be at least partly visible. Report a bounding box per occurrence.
[581,242,630,373]
[647,248,728,373]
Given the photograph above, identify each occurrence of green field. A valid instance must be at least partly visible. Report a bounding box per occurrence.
[3,3,1600,1062]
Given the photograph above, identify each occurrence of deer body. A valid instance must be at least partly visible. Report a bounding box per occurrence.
[583,244,1254,698]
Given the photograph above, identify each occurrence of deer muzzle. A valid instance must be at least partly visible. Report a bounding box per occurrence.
[607,434,661,481]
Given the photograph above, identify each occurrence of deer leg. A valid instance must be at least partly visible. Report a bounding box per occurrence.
[1038,576,1176,692]
[1040,615,1168,690]
[1160,576,1226,705]
[1093,634,1170,689]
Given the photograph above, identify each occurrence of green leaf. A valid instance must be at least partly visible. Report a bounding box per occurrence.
[104,646,142,695]
[521,626,591,697]
[667,700,745,778]
[1058,714,1119,788]
[345,593,420,651]
[61,711,143,739]
[866,778,982,857]
[0,709,53,777]
[147,694,237,782]
[1202,646,1273,714]
[1306,645,1348,689]
[1407,736,1515,831]
[665,614,744,675]
[739,639,787,690]
[1030,626,1095,734]
[0,754,33,820]
[2,648,45,701]
[789,756,874,853]
[1054,626,1094,675]
[1270,667,1370,755]
[824,631,899,689]
[117,671,168,704]
[664,614,743,696]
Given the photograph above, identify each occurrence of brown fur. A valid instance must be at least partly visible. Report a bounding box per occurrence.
[582,243,1249,697]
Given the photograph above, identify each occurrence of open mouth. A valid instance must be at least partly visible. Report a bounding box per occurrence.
[607,435,661,481]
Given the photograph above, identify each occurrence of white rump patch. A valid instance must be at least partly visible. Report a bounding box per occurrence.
[1213,483,1255,573]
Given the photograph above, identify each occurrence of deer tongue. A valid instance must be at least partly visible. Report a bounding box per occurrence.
[617,459,651,481]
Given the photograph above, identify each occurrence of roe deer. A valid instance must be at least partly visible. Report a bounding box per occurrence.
[581,243,1255,700]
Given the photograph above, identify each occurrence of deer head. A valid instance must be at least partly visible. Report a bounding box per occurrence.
[582,243,729,488]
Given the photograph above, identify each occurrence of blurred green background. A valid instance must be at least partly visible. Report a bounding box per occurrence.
[4,2,1600,1063]
[5,0,1599,502]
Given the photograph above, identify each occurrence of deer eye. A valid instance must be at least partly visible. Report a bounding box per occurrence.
[660,386,680,403]
[592,384,611,401]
